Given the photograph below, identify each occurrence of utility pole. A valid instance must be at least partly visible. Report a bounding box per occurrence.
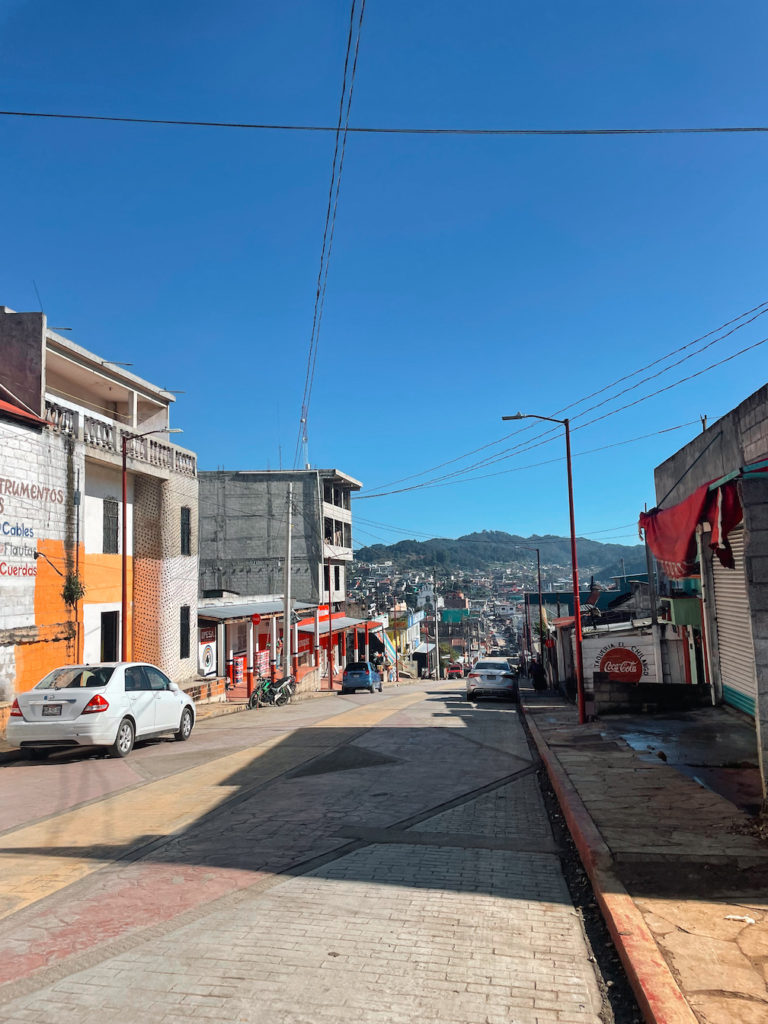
[327,553,334,690]
[283,483,293,678]
[433,570,440,679]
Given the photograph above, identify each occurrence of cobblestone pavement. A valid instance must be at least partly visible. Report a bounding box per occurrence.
[0,683,606,1023]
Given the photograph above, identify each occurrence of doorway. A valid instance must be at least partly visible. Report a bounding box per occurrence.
[101,611,119,661]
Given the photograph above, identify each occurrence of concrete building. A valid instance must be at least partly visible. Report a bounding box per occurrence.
[642,383,768,798]
[0,306,198,707]
[198,469,361,611]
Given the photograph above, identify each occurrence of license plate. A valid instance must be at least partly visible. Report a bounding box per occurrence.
[42,704,62,716]
[486,674,497,681]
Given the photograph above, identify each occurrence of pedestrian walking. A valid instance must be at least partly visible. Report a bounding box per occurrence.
[530,658,546,691]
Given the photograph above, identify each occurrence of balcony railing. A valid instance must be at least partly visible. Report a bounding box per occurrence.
[45,400,196,477]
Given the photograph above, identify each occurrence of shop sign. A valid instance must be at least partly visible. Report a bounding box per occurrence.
[581,633,658,685]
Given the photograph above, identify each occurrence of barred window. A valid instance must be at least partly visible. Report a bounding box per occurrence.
[180,605,190,660]
[180,506,191,556]
[103,498,119,554]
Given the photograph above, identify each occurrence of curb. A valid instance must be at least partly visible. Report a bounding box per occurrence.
[524,710,698,1024]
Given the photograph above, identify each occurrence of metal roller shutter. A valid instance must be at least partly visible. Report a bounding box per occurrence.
[712,526,757,716]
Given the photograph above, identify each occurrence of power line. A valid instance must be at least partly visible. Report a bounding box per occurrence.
[294,0,366,469]
[411,304,754,487]
[360,297,768,495]
[3,109,768,137]
[578,333,768,430]
[353,418,708,498]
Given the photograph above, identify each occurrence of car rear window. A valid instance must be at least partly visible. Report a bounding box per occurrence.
[35,666,115,690]
[345,662,369,672]
[475,661,509,671]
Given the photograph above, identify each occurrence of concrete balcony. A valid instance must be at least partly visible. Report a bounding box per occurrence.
[323,542,353,562]
[45,399,196,478]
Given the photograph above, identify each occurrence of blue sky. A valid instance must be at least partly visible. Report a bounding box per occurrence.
[2,1,768,550]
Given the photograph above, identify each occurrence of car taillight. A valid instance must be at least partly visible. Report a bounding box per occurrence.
[82,694,109,714]
[10,698,22,717]
[468,673,480,679]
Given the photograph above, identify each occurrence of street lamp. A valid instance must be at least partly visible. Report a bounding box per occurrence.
[502,412,586,723]
[121,427,183,660]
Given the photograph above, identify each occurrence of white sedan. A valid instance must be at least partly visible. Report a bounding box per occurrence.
[7,663,196,759]
[466,657,519,703]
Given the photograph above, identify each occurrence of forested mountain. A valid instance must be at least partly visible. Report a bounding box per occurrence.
[354,530,646,579]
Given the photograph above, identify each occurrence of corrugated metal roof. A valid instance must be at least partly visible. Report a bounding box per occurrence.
[198,599,314,621]
[298,616,383,636]
[413,642,436,654]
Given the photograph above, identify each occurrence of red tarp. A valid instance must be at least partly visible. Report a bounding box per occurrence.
[638,480,742,579]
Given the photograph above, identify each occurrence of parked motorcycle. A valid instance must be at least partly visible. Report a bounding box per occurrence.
[248,676,274,709]
[248,674,296,709]
[271,674,297,706]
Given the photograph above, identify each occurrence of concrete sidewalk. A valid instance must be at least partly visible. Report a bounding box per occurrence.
[522,682,768,1024]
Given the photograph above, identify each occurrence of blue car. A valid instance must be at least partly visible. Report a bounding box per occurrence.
[341,661,383,694]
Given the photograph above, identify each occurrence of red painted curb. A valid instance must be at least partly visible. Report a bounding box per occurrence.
[525,710,698,1024]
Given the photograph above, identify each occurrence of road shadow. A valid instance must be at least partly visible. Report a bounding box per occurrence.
[1,689,569,903]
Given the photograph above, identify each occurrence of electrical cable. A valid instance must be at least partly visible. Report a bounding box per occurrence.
[293,0,366,469]
[357,322,767,498]
[3,109,768,137]
[360,298,768,494]
[354,417,709,498]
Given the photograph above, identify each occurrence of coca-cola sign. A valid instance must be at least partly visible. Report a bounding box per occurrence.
[596,645,645,682]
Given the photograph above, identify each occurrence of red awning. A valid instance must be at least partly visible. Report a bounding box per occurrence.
[639,479,742,579]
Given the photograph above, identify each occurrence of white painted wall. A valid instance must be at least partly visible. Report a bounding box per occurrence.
[83,601,120,663]
[83,462,133,556]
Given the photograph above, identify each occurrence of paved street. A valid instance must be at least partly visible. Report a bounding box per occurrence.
[0,683,606,1023]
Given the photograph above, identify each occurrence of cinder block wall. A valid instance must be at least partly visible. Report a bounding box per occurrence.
[198,471,323,603]
[0,422,78,698]
[743,473,768,789]
[654,384,768,506]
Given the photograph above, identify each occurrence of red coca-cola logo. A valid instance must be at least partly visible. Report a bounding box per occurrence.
[598,647,643,682]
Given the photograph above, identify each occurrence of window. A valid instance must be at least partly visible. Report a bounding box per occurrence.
[124,666,149,691]
[334,565,341,591]
[103,498,119,554]
[180,605,190,660]
[145,665,172,691]
[181,506,191,555]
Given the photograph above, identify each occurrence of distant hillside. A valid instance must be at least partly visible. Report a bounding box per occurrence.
[354,530,646,580]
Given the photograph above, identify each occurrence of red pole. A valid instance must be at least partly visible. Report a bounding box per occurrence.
[121,435,128,661]
[564,418,586,724]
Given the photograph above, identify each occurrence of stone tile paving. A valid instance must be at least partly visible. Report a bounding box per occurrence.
[0,687,607,1023]
[528,698,768,1024]
[2,843,602,1024]
[406,774,552,843]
